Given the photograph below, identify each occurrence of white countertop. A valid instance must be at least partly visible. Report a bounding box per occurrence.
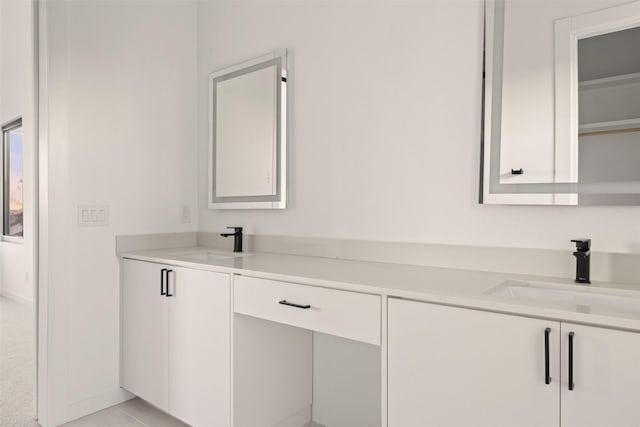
[120,247,640,332]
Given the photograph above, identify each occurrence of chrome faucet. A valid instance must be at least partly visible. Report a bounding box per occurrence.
[221,227,243,253]
[571,239,591,284]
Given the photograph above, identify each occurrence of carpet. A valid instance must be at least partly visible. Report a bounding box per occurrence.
[0,296,39,426]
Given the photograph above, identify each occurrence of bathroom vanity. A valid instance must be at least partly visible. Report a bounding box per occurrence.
[119,247,640,427]
[120,260,230,426]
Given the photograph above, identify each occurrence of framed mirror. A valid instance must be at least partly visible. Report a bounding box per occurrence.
[209,49,287,209]
[481,0,640,205]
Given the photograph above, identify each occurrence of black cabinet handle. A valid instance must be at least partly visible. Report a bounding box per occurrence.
[160,268,167,295]
[511,168,524,175]
[545,328,551,385]
[279,300,311,309]
[568,332,575,391]
[165,270,174,297]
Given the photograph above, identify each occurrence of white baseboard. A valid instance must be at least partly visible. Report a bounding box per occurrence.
[0,289,33,306]
[56,387,134,427]
[275,406,312,427]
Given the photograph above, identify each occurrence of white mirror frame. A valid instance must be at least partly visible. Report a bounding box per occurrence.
[208,49,287,210]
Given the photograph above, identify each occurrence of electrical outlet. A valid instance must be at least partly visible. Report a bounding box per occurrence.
[181,205,191,224]
[78,205,109,226]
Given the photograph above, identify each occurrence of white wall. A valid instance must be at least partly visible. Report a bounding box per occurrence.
[42,1,197,424]
[38,0,640,424]
[197,0,640,254]
[0,0,35,304]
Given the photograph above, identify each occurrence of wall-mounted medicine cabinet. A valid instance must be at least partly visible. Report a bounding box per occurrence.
[481,0,640,205]
[208,49,287,209]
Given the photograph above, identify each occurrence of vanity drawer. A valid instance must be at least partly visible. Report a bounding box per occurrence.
[234,276,381,345]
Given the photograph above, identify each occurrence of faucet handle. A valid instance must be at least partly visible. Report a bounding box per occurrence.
[227,226,243,233]
[571,238,591,251]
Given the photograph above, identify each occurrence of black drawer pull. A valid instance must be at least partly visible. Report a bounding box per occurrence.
[160,268,167,295]
[279,300,311,309]
[165,269,174,297]
[544,328,551,384]
[511,168,524,175]
[568,332,575,391]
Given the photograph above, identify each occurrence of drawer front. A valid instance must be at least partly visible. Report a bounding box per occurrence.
[234,276,381,346]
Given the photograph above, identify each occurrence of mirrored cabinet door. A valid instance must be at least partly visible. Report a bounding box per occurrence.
[577,27,640,204]
[494,0,557,185]
[482,0,640,205]
[209,49,287,210]
[215,66,278,198]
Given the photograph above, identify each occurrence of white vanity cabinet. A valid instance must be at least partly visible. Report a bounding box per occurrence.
[388,298,640,427]
[388,298,559,427]
[121,259,231,427]
[560,323,640,427]
[234,275,381,345]
[233,275,382,427]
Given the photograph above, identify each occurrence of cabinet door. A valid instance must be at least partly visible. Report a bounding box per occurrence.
[121,259,169,410]
[388,299,559,427]
[497,2,557,186]
[168,267,231,427]
[561,323,640,427]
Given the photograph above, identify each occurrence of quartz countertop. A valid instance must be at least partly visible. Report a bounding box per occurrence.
[120,247,640,332]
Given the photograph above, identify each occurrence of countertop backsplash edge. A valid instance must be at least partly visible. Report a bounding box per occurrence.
[115,231,640,285]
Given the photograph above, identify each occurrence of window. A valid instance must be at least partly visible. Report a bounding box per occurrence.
[3,119,23,239]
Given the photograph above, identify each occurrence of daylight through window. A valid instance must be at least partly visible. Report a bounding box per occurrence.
[3,119,23,238]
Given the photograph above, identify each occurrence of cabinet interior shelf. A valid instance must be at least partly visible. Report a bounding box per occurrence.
[579,71,640,91]
[579,118,640,136]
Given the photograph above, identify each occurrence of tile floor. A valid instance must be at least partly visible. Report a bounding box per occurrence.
[61,398,188,427]
[61,399,331,427]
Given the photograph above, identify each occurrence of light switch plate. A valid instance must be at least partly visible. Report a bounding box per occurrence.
[181,205,192,224]
[78,205,109,227]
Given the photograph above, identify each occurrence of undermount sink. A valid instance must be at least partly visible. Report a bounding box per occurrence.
[171,250,244,262]
[488,280,640,315]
